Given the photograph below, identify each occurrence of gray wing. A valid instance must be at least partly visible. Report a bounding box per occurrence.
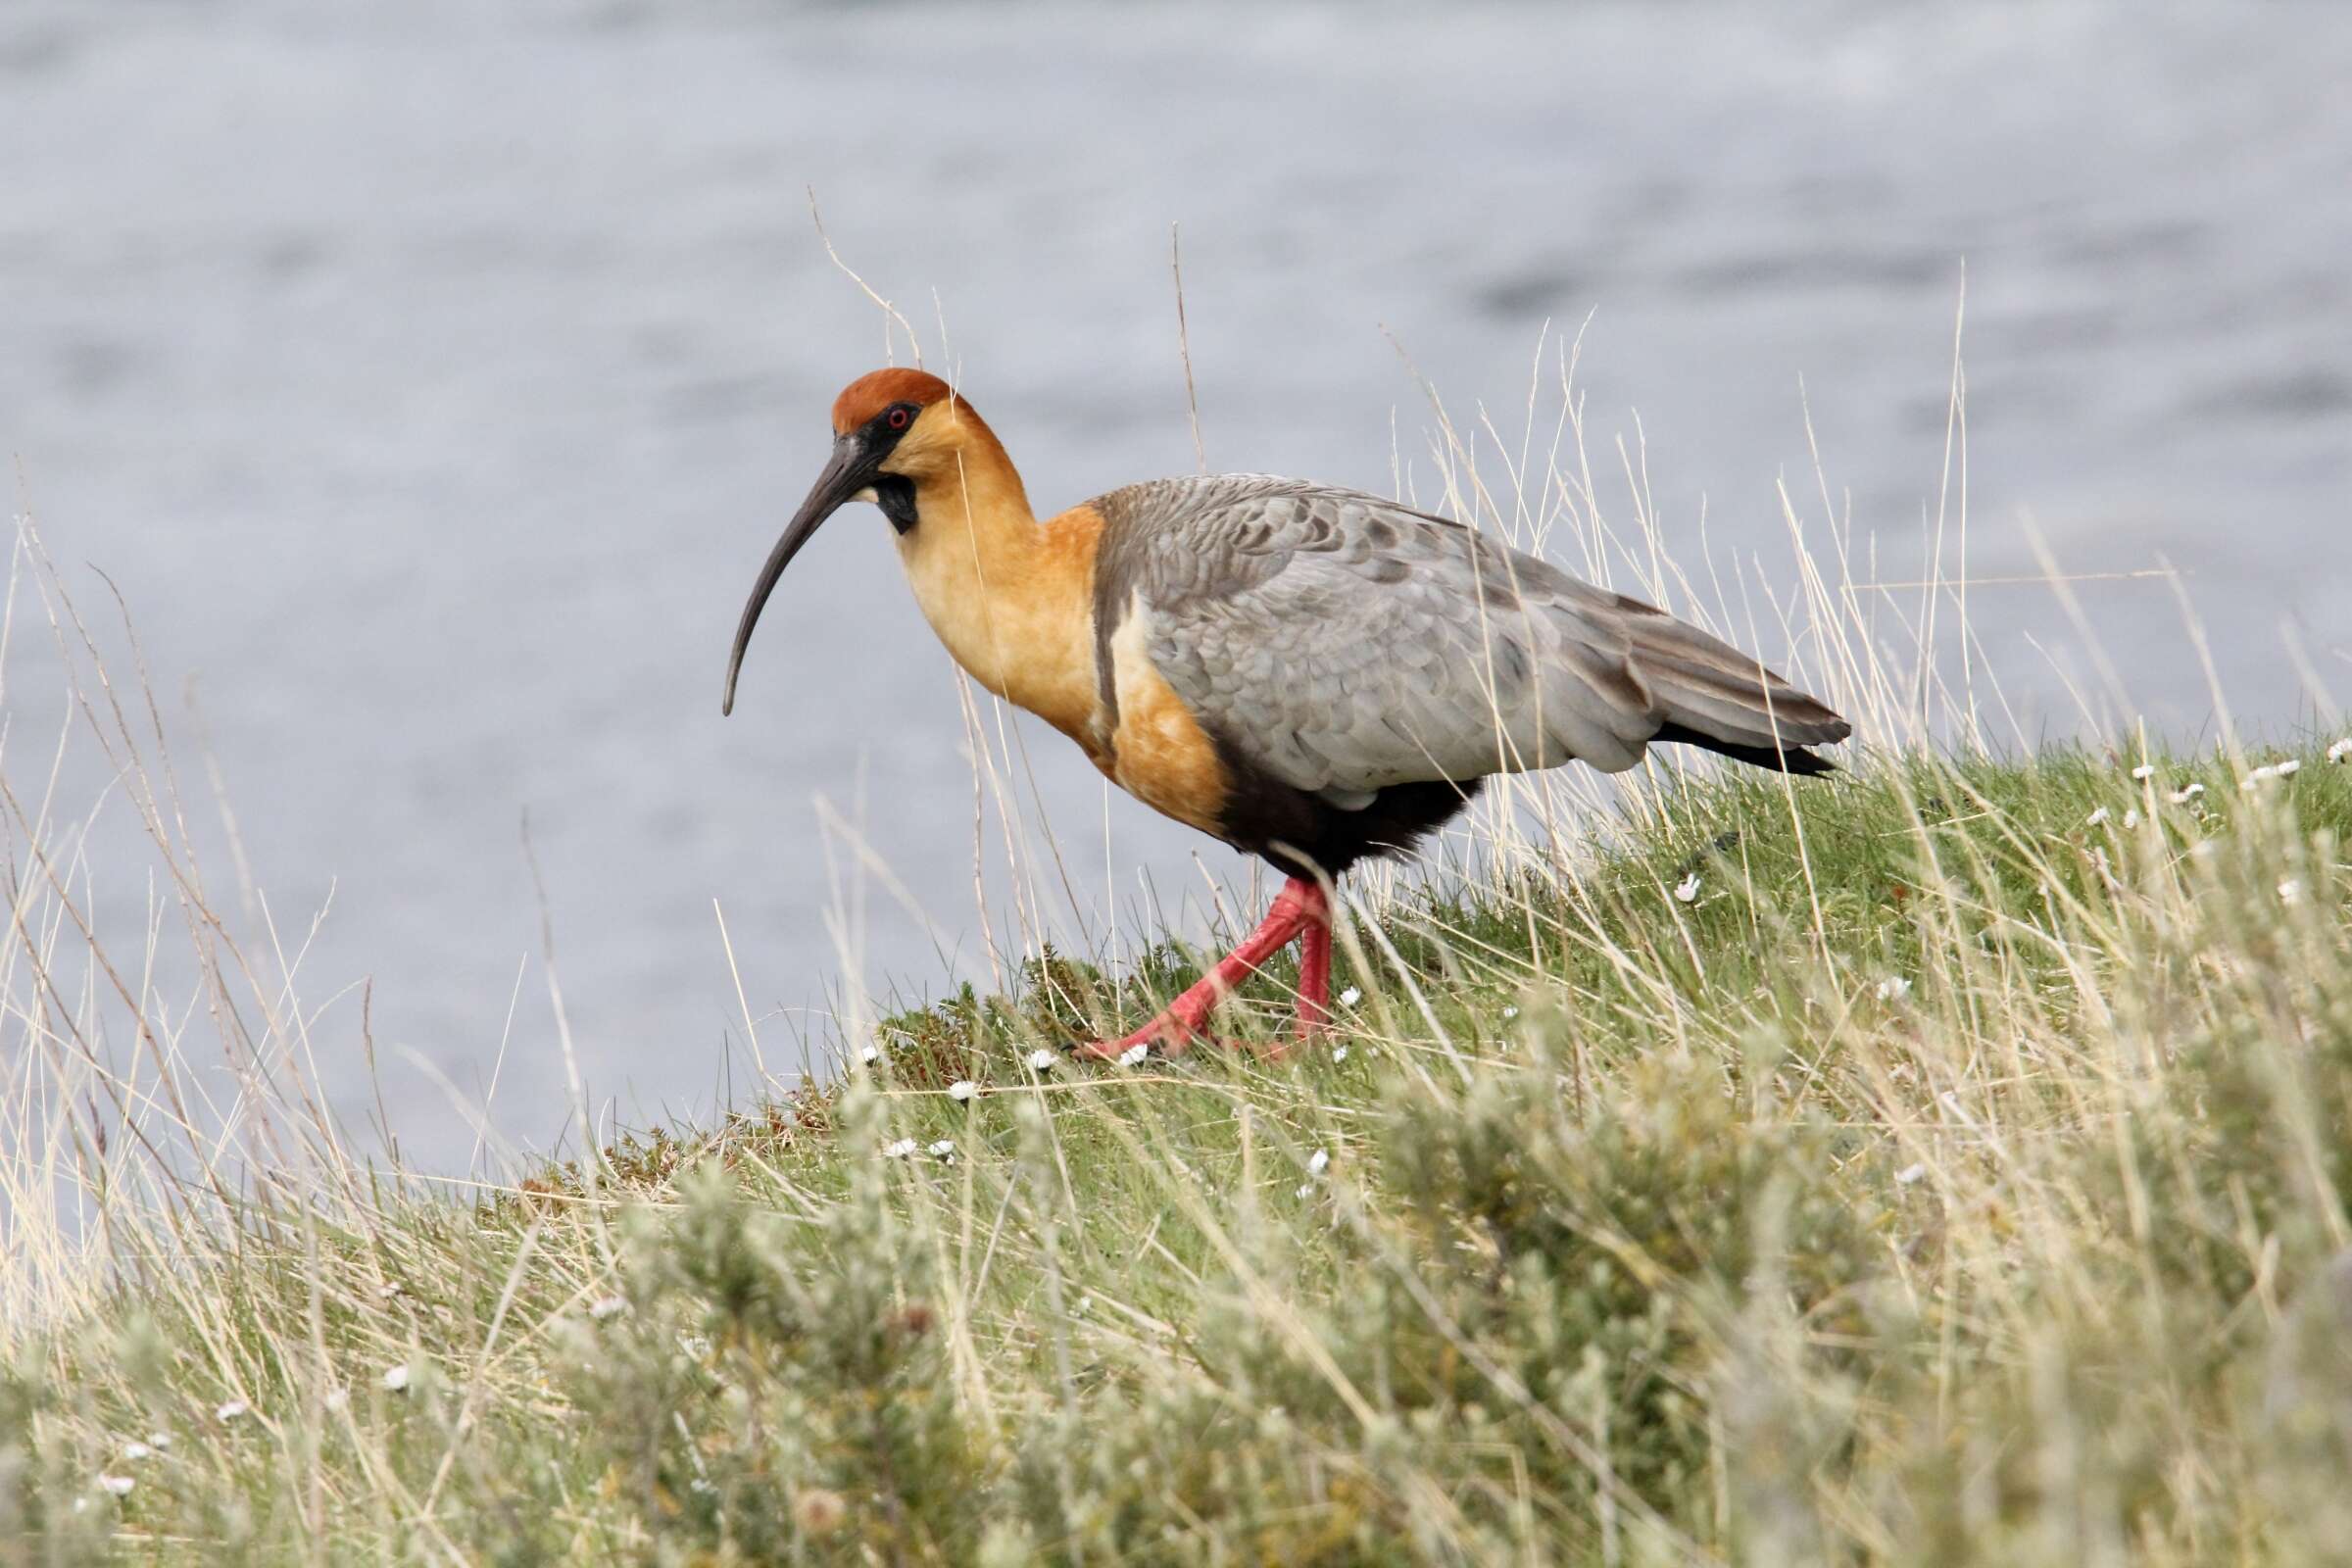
[1090,475,1848,804]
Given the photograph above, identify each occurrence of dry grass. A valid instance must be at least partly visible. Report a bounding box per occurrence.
[3,338,2349,1563]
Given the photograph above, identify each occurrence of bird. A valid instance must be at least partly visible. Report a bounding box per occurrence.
[723,368,1850,1059]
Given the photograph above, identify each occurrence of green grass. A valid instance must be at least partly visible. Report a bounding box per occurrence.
[8,741,2352,1563]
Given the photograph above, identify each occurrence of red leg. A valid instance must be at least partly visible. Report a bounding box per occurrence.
[1293,901,1333,1045]
[1075,876,1328,1058]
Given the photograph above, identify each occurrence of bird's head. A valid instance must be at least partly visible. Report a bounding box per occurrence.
[723,368,1003,715]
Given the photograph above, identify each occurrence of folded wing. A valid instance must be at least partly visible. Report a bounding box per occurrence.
[1090,476,1848,804]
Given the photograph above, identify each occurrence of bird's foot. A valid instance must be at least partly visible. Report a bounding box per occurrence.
[1069,874,1335,1065]
[1067,1013,1236,1062]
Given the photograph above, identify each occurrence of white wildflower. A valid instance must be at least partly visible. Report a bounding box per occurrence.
[1331,1045,1349,1062]
[2241,765,2278,792]
[2085,806,2109,827]
[588,1295,628,1321]
[2131,763,2155,780]
[927,1139,956,1160]
[1307,1149,1330,1176]
[376,1282,404,1300]
[677,1334,713,1360]
[1673,872,1702,904]
[2124,808,2142,828]
[145,1432,171,1451]
[1339,986,1362,1007]
[1071,1296,1092,1315]
[381,1365,410,1394]
[946,1080,978,1102]
[2278,758,2302,776]
[2278,878,2305,906]
[121,1441,150,1463]
[1025,1049,1057,1072]
[858,1044,880,1065]
[882,1138,917,1159]
[1117,1043,1150,1068]
[215,1398,248,1424]
[96,1474,134,1497]
[1895,1162,1928,1186]
[323,1388,349,1413]
[1876,976,1912,1003]
[2329,738,2352,764]
[1295,1183,1315,1199]
[1501,1004,1519,1020]
[2169,782,2205,804]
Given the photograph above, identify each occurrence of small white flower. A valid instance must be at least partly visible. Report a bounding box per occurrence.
[1876,976,1912,1003]
[2328,738,2352,764]
[2278,758,2302,777]
[1295,1183,1315,1199]
[1307,1149,1330,1176]
[882,1138,917,1159]
[2131,763,2155,780]
[216,1398,248,1424]
[1500,1004,1518,1020]
[1117,1043,1150,1068]
[858,1044,881,1065]
[927,1139,956,1160]
[2124,808,2142,828]
[1895,1162,1928,1186]
[323,1388,349,1413]
[1339,986,1362,1007]
[96,1474,134,1497]
[947,1080,978,1102]
[676,1334,713,1360]
[1331,1045,1349,1062]
[121,1441,150,1462]
[1673,872,1701,904]
[2278,878,2305,906]
[1026,1049,1057,1072]
[381,1365,410,1393]
[145,1432,171,1450]
[2169,782,2205,804]
[1071,1296,1092,1315]
[588,1295,628,1321]
[376,1282,404,1300]
[2084,807,2109,827]
[2241,765,2278,793]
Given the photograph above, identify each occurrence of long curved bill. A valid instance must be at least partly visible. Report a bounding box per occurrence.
[722,437,867,715]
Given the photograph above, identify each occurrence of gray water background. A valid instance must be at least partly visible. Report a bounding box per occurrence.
[2,2,2347,1174]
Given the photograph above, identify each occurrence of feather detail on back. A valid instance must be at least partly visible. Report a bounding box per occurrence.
[1088,475,1848,801]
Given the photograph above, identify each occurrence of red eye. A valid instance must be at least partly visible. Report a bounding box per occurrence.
[886,406,912,431]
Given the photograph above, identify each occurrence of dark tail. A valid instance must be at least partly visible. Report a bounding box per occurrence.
[1650,721,1840,776]
[1614,598,1852,777]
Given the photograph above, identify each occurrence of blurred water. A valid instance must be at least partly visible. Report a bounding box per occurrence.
[0,1,2345,1173]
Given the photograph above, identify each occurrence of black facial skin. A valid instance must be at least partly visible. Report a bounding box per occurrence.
[870,474,918,534]
[722,400,927,714]
[861,403,922,534]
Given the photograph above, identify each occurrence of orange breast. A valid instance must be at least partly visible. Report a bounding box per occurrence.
[1102,595,1230,838]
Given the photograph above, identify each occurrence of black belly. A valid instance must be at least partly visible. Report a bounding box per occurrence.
[1205,729,1487,876]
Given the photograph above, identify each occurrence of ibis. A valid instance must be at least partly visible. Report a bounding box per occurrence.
[724,368,1849,1057]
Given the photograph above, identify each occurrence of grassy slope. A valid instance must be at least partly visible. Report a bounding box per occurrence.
[8,744,2352,1564]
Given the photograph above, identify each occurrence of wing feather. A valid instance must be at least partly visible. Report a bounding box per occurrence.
[1090,476,1847,801]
